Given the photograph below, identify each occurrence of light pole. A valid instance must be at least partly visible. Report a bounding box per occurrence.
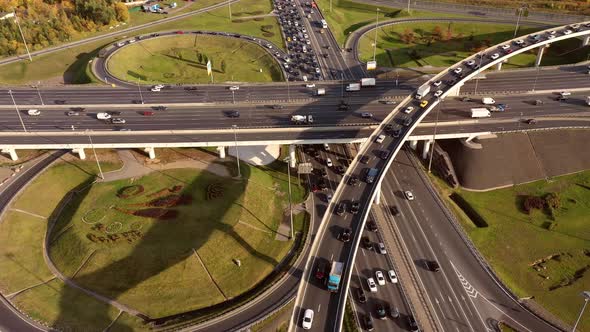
[340,72,344,98]
[86,130,104,180]
[473,53,484,95]
[231,90,236,104]
[428,98,442,173]
[286,75,290,102]
[228,1,232,21]
[407,0,411,14]
[372,8,380,62]
[13,12,32,62]
[514,5,527,38]
[284,156,294,240]
[137,78,144,104]
[8,90,27,133]
[532,65,541,92]
[572,291,590,331]
[232,125,241,177]
[35,81,44,105]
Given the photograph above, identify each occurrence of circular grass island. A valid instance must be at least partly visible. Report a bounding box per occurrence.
[107,34,284,84]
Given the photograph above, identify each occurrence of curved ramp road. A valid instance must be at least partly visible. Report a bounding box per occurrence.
[292,21,590,332]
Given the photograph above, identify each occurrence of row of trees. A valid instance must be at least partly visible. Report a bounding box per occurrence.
[0,0,129,57]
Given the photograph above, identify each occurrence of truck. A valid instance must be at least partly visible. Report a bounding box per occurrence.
[365,168,379,184]
[586,96,590,106]
[346,83,361,92]
[415,84,430,100]
[360,78,376,87]
[471,108,491,118]
[291,115,313,124]
[481,97,496,105]
[315,88,326,96]
[327,261,344,292]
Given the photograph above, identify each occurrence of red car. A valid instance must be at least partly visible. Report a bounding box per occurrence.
[175,31,184,34]
[311,1,317,8]
[142,111,154,116]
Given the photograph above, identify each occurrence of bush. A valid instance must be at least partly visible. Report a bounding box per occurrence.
[117,185,144,198]
[523,195,545,214]
[262,32,275,38]
[544,192,560,209]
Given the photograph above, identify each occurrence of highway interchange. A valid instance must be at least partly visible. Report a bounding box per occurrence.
[0,0,589,331]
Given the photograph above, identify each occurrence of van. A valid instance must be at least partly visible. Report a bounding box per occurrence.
[27,109,40,116]
[97,112,112,120]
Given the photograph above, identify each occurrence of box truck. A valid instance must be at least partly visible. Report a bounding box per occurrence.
[415,84,430,99]
[471,108,491,118]
[360,78,376,87]
[327,261,344,292]
[346,83,361,92]
[315,88,326,96]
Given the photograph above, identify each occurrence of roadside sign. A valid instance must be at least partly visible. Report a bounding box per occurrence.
[298,163,313,174]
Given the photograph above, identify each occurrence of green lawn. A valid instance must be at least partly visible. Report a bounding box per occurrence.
[357,22,588,69]
[107,34,283,84]
[435,170,590,330]
[0,0,281,84]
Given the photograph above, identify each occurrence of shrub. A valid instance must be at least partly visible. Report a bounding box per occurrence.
[523,195,545,214]
[262,32,275,38]
[544,192,561,209]
[117,185,144,198]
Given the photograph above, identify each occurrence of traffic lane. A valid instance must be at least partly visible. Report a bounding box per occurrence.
[395,149,561,331]
[380,169,485,332]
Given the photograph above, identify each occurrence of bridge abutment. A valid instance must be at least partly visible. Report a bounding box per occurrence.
[1,148,18,161]
[582,35,590,46]
[446,82,463,97]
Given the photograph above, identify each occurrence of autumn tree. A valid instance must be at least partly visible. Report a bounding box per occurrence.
[432,25,443,41]
[400,28,415,44]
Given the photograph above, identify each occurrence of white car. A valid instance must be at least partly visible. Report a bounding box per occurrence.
[150,87,161,92]
[304,33,309,39]
[229,86,240,91]
[404,190,415,200]
[388,269,398,283]
[466,60,475,67]
[377,242,387,255]
[515,39,525,45]
[306,40,311,45]
[375,271,386,286]
[375,134,386,144]
[547,34,556,40]
[453,67,462,74]
[404,106,414,114]
[306,83,316,88]
[302,28,307,33]
[490,53,500,60]
[548,30,557,35]
[323,143,330,151]
[434,90,443,97]
[266,43,273,49]
[154,84,164,89]
[315,67,320,74]
[326,158,333,167]
[302,309,314,329]
[500,44,510,50]
[563,29,572,35]
[111,117,126,124]
[367,278,378,292]
[433,80,442,87]
[560,91,571,97]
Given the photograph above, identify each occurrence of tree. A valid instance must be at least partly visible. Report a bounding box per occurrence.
[197,53,203,63]
[114,2,129,22]
[220,59,226,73]
[400,28,415,44]
[432,25,443,41]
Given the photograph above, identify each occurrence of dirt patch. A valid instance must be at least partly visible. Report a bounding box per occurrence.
[59,149,122,165]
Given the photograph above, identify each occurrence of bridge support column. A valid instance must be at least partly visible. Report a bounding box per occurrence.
[217,146,226,159]
[495,62,503,71]
[1,148,18,161]
[409,140,418,150]
[422,140,432,160]
[289,145,297,168]
[73,148,86,160]
[535,46,546,67]
[446,82,463,97]
[374,184,381,205]
[144,147,156,159]
[583,36,590,46]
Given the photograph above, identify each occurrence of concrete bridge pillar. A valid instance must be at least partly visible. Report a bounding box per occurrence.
[1,148,18,161]
[422,140,433,159]
[495,61,503,71]
[583,36,590,46]
[144,147,156,159]
[217,146,226,159]
[289,144,297,168]
[73,148,86,160]
[374,183,381,205]
[446,82,463,97]
[535,46,547,67]
[409,140,418,150]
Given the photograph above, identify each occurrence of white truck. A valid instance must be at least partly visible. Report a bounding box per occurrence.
[291,115,313,124]
[471,108,491,118]
[360,78,376,87]
[316,88,326,96]
[586,96,590,106]
[346,83,361,92]
[97,112,112,120]
[415,84,430,99]
[481,97,496,105]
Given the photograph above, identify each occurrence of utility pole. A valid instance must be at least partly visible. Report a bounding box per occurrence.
[35,81,44,105]
[86,130,104,180]
[284,156,294,240]
[13,12,32,62]
[428,98,442,173]
[372,8,380,63]
[532,65,541,92]
[8,90,27,133]
[232,125,241,177]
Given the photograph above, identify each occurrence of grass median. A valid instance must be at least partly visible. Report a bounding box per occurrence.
[430,169,590,329]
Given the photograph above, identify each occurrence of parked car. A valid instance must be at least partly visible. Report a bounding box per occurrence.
[375,304,387,320]
[362,236,372,249]
[376,242,387,254]
[388,270,398,283]
[335,202,346,216]
[375,271,385,286]
[350,201,360,214]
[357,287,367,303]
[367,278,377,292]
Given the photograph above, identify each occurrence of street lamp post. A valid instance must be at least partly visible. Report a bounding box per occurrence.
[340,72,344,98]
[532,65,541,92]
[428,98,442,173]
[13,12,32,62]
[514,5,527,38]
[407,0,411,14]
[35,81,44,105]
[137,78,144,104]
[572,291,590,331]
[232,125,241,177]
[86,130,104,180]
[286,75,290,102]
[372,8,380,63]
[232,90,236,104]
[8,90,27,133]
[284,156,294,240]
[473,53,484,95]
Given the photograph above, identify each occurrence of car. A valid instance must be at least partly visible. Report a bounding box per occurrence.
[357,287,367,303]
[325,192,333,202]
[334,165,345,174]
[453,67,462,74]
[150,87,161,92]
[375,271,386,286]
[388,269,398,283]
[392,129,401,138]
[340,228,352,242]
[500,44,510,50]
[226,111,240,118]
[434,90,443,97]
[111,118,126,124]
[505,49,514,54]
[184,86,198,91]
[526,118,537,125]
[515,39,525,45]
[326,158,333,167]
[570,24,581,31]
[306,83,316,88]
[229,85,240,91]
[534,99,544,106]
[404,190,415,200]
[66,111,79,116]
[376,242,387,254]
[390,205,400,216]
[404,106,414,114]
[379,150,390,160]
[364,314,374,331]
[375,134,386,144]
[375,304,387,320]
[154,84,165,89]
[315,67,320,73]
[348,175,359,187]
[142,111,155,116]
[362,236,372,249]
[433,80,442,87]
[175,30,184,34]
[335,202,346,216]
[381,100,397,105]
[323,143,330,151]
[563,29,572,35]
[367,278,377,292]
[315,260,327,280]
[360,155,370,164]
[465,60,475,66]
[402,117,412,127]
[302,309,314,330]
[317,178,328,191]
[420,100,429,108]
[547,34,556,40]
[461,96,472,102]
[318,168,328,177]
[350,201,360,214]
[560,91,572,97]
[408,315,419,332]
[367,220,378,232]
[426,260,441,272]
[490,53,500,60]
[272,104,284,109]
[390,307,400,319]
[361,112,373,118]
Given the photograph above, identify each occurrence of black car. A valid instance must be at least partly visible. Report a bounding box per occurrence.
[317,178,328,191]
[362,236,372,249]
[340,228,351,242]
[357,287,367,303]
[348,175,359,186]
[461,97,472,102]
[390,205,400,216]
[350,201,360,214]
[380,150,390,160]
[402,117,412,127]
[226,111,240,118]
[408,315,419,332]
[392,129,401,138]
[385,124,394,132]
[367,220,378,232]
[360,155,370,164]
[338,103,350,111]
[334,165,345,174]
[335,202,346,216]
[427,260,441,272]
[375,304,387,320]
[184,86,198,91]
[311,150,320,158]
[364,314,374,331]
[109,111,122,116]
[54,99,66,104]
[154,105,167,111]
[319,168,328,177]
[315,259,328,280]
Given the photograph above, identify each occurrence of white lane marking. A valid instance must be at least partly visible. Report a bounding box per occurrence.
[317,304,321,313]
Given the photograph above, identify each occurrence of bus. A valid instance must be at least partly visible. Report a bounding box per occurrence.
[320,19,328,29]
